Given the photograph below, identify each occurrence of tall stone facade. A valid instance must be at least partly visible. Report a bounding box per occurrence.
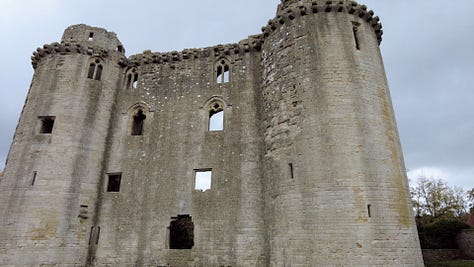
[0,0,424,266]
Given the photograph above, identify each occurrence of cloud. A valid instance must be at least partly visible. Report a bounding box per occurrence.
[408,167,473,191]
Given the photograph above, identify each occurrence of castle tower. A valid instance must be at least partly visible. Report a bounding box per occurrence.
[0,25,125,265]
[261,0,423,265]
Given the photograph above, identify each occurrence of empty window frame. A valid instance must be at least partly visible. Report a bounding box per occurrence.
[39,116,55,134]
[194,169,212,191]
[106,173,122,192]
[169,215,194,249]
[367,204,372,218]
[125,69,139,90]
[88,32,94,41]
[87,59,104,81]
[131,109,146,135]
[216,60,230,84]
[208,102,224,131]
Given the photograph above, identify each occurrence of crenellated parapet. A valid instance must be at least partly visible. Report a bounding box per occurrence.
[122,35,265,68]
[30,1,382,69]
[31,42,114,69]
[270,0,383,43]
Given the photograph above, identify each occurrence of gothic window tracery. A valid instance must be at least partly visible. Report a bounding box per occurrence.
[216,59,230,84]
[87,59,104,81]
[125,68,139,90]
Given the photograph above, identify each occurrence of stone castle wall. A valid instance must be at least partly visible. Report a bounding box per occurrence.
[0,1,424,266]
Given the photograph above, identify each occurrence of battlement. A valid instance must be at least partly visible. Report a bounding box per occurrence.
[31,42,112,69]
[274,0,382,43]
[30,1,382,69]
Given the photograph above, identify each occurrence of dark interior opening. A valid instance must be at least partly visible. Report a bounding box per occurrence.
[87,63,96,79]
[95,65,103,81]
[131,109,146,135]
[107,173,122,192]
[40,117,55,134]
[169,215,194,249]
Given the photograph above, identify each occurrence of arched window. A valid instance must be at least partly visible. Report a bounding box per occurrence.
[87,59,104,81]
[208,101,224,131]
[216,60,230,84]
[131,109,146,136]
[125,68,139,90]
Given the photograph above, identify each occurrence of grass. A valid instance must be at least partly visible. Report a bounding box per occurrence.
[425,261,474,267]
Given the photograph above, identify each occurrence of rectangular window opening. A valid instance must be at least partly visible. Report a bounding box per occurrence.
[39,116,55,134]
[169,215,194,249]
[31,171,37,186]
[88,32,94,41]
[107,173,122,192]
[289,163,294,179]
[194,169,212,191]
[367,204,372,218]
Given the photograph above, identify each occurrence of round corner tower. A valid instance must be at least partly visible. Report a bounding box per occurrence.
[0,24,126,265]
[260,0,423,265]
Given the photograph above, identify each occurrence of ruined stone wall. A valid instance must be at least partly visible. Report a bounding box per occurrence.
[90,47,266,267]
[0,1,425,266]
[458,229,474,259]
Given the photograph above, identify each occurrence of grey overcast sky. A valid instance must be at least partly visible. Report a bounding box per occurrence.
[0,0,472,190]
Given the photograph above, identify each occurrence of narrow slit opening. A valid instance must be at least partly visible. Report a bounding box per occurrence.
[31,171,37,186]
[289,163,294,179]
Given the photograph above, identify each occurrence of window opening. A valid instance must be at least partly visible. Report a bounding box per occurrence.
[88,32,94,41]
[352,22,361,50]
[39,116,55,134]
[125,70,139,90]
[216,60,230,84]
[208,102,224,131]
[132,73,139,89]
[89,226,100,245]
[87,59,103,81]
[107,173,122,192]
[87,63,96,79]
[131,109,146,135]
[223,65,230,83]
[169,215,194,249]
[95,64,103,81]
[289,163,294,179]
[31,171,37,186]
[195,169,212,191]
[117,45,124,53]
[367,204,372,218]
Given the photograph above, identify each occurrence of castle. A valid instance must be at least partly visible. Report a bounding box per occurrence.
[0,0,424,266]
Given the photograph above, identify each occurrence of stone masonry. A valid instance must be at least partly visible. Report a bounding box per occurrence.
[0,0,424,266]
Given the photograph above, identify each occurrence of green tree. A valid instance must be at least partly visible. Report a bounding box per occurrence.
[410,176,468,218]
[468,187,474,211]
